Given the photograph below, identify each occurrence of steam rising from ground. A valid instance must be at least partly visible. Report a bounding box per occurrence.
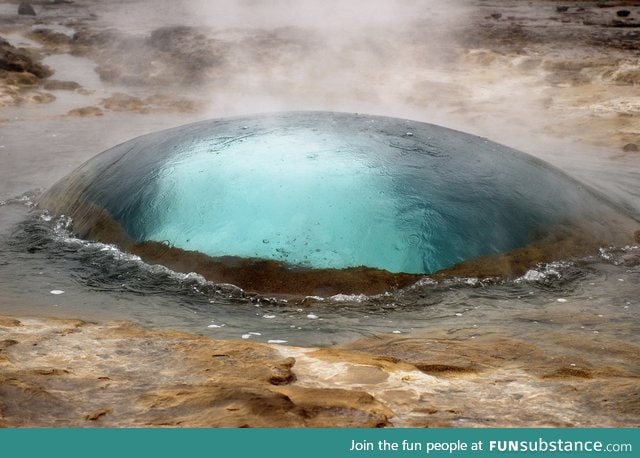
[93,0,469,121]
[190,0,456,30]
[4,0,638,213]
[176,0,471,121]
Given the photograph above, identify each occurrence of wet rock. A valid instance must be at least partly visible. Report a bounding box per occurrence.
[85,408,112,421]
[18,2,36,16]
[0,317,21,327]
[71,29,121,49]
[67,106,103,117]
[0,36,53,104]
[99,93,197,114]
[622,143,638,152]
[611,20,640,28]
[101,93,146,112]
[0,316,391,427]
[73,26,228,86]
[2,314,640,427]
[340,335,544,374]
[0,38,52,78]
[28,29,72,47]
[298,332,640,427]
[490,13,502,19]
[28,92,56,104]
[148,26,206,51]
[616,10,631,18]
[542,367,593,379]
[557,6,569,13]
[42,80,81,90]
[606,66,640,85]
[268,357,297,385]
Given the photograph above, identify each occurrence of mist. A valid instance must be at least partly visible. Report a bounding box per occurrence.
[7,0,637,214]
[137,0,565,161]
[179,0,468,120]
[88,0,572,155]
[101,0,476,127]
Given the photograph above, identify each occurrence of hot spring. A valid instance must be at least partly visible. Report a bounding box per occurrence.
[37,112,637,296]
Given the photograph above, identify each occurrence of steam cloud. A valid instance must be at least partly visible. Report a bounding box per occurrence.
[162,0,472,122]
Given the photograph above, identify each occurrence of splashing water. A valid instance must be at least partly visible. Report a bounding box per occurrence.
[38,112,636,296]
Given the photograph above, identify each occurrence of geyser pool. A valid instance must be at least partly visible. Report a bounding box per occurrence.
[38,112,636,295]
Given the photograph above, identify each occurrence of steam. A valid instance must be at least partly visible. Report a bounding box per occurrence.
[95,0,545,151]
[174,0,472,120]
[178,0,559,161]
[82,0,640,217]
[189,0,462,31]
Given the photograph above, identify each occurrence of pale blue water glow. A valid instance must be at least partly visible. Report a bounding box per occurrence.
[40,112,617,274]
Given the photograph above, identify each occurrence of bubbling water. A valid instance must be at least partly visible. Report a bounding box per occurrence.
[38,112,637,295]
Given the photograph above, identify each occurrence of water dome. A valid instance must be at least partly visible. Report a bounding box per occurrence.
[39,112,637,295]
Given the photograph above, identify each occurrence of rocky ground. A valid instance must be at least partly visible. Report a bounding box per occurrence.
[1,314,638,427]
[0,0,639,427]
[0,0,638,151]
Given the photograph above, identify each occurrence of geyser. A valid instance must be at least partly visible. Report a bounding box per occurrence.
[39,112,636,295]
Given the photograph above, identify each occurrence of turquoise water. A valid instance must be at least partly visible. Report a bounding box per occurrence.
[1,200,639,348]
[0,111,639,347]
[39,112,629,275]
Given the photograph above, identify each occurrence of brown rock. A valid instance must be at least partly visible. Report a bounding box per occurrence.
[622,143,638,152]
[0,317,21,327]
[101,93,146,112]
[67,106,104,117]
[542,367,593,379]
[4,71,39,87]
[268,357,297,385]
[0,315,393,427]
[340,335,544,374]
[99,93,197,114]
[18,2,36,16]
[0,38,52,78]
[43,80,81,91]
[28,29,72,46]
[28,92,56,104]
[85,408,112,421]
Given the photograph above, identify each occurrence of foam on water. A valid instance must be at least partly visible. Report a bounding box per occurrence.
[1,204,639,347]
[38,112,637,291]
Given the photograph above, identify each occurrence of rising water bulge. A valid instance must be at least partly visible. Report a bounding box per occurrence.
[38,112,637,295]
